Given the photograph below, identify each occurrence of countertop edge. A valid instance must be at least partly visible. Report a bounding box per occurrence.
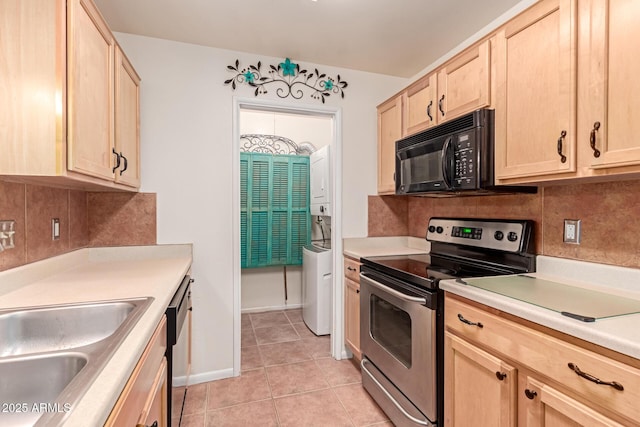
[0,245,194,427]
[440,278,640,361]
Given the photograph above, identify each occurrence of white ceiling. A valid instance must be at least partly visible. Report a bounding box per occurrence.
[93,0,526,78]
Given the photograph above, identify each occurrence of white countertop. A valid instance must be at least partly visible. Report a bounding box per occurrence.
[0,244,193,426]
[440,255,640,360]
[343,236,429,259]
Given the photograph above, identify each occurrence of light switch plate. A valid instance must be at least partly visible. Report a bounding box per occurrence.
[52,218,60,240]
[563,219,581,244]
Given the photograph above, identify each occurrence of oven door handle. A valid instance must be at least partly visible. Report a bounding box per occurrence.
[361,274,427,305]
[361,359,432,426]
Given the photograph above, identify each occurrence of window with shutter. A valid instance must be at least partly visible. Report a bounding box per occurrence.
[240,152,310,268]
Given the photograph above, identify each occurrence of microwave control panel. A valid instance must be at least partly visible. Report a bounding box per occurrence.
[452,132,477,189]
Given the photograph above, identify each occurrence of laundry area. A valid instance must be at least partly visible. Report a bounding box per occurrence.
[239,109,334,339]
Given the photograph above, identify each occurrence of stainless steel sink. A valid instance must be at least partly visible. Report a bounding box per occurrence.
[0,301,137,357]
[0,353,87,426]
[0,297,153,426]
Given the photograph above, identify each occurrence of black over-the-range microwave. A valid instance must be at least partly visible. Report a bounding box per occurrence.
[395,108,536,196]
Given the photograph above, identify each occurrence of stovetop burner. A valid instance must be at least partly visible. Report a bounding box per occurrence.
[361,218,536,291]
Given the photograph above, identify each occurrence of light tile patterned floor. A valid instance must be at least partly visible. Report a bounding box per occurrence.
[173,308,391,427]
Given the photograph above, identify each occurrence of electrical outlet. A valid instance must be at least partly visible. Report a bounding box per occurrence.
[0,220,16,250]
[564,219,581,244]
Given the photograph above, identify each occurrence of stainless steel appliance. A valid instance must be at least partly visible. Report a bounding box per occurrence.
[360,218,536,426]
[395,108,535,195]
[166,275,193,426]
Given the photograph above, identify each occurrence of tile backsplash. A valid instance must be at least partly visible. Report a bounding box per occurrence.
[368,179,640,268]
[0,180,157,272]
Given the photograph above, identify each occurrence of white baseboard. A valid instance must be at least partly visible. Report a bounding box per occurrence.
[173,368,235,387]
[241,303,302,314]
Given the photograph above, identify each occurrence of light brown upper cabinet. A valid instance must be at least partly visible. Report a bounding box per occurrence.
[402,40,491,137]
[0,0,140,191]
[577,0,640,174]
[496,0,640,184]
[437,39,491,123]
[377,95,403,194]
[494,0,578,181]
[114,46,141,188]
[405,74,437,135]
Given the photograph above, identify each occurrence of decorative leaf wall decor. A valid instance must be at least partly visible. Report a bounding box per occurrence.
[224,58,348,103]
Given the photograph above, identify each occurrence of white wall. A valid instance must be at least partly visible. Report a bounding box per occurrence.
[240,110,333,149]
[114,32,406,381]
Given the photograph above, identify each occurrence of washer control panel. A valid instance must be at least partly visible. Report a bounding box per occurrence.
[427,218,532,253]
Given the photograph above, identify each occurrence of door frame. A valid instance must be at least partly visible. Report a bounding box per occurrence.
[232,97,344,376]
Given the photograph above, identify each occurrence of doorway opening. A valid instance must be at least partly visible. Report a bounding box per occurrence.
[232,98,344,376]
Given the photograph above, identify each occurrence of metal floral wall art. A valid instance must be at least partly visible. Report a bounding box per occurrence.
[224,58,348,103]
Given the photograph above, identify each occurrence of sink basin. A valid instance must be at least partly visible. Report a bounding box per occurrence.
[0,297,153,426]
[0,301,137,357]
[0,353,87,426]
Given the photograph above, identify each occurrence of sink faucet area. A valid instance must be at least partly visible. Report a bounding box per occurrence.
[0,297,153,426]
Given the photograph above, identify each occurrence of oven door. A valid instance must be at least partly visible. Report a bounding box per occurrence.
[396,135,454,194]
[360,271,438,425]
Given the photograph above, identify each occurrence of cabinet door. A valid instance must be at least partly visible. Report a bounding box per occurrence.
[437,39,491,123]
[344,277,361,360]
[579,0,640,170]
[377,95,403,194]
[114,45,141,188]
[67,0,115,180]
[445,332,517,427]
[405,74,437,135]
[520,376,624,427]
[495,0,578,180]
[139,358,168,427]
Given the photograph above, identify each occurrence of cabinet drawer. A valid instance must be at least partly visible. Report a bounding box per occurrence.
[344,257,361,283]
[446,296,640,423]
[106,315,167,426]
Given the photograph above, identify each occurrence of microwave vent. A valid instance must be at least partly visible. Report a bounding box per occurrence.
[396,109,487,151]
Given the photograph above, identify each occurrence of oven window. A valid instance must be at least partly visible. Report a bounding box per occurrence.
[402,151,442,185]
[370,295,412,368]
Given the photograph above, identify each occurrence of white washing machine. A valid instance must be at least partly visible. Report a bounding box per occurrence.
[302,242,333,336]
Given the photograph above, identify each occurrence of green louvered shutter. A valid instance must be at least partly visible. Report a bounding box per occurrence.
[240,152,310,268]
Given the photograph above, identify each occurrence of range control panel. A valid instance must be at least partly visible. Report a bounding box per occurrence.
[427,218,532,253]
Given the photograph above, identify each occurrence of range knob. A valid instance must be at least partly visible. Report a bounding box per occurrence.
[436,226,444,234]
[428,225,436,233]
[494,231,504,241]
[507,232,519,242]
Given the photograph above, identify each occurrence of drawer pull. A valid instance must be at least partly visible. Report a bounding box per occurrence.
[457,313,483,328]
[347,266,357,272]
[136,422,158,427]
[567,363,624,391]
[495,371,507,381]
[524,389,537,400]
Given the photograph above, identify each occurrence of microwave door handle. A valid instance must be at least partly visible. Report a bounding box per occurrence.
[441,136,453,189]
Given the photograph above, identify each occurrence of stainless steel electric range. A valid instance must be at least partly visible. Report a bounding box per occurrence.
[359,217,536,426]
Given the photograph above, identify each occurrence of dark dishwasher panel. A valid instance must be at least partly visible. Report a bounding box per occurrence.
[166,275,192,426]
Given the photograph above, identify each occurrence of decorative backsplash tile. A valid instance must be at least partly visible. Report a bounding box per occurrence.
[0,179,158,272]
[367,196,408,237]
[369,179,640,268]
[88,193,157,247]
[25,185,70,263]
[0,181,27,270]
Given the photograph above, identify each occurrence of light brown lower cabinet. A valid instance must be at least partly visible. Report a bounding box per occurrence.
[444,294,640,427]
[344,256,362,360]
[106,315,167,427]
